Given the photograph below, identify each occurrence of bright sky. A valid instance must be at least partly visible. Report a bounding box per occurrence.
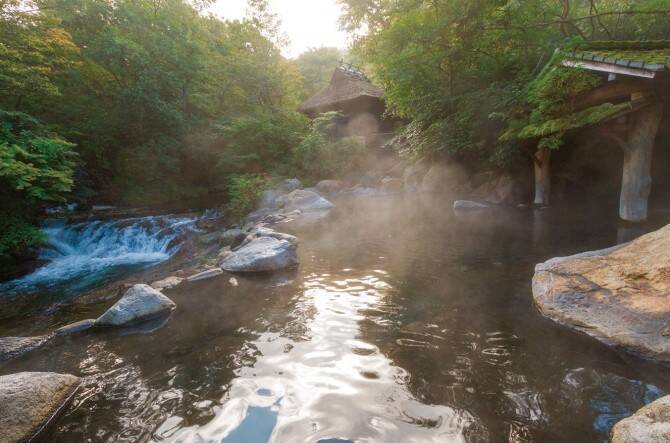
[211,0,349,58]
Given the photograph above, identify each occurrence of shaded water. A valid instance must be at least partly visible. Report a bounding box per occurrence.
[1,195,669,442]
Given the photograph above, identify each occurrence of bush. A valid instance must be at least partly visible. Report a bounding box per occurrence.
[291,112,367,180]
[226,174,269,220]
[218,111,308,175]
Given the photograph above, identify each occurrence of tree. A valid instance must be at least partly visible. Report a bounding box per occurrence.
[295,47,344,98]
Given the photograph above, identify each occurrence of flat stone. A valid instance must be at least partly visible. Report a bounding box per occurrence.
[533,223,670,362]
[151,276,184,290]
[94,284,176,328]
[0,372,80,443]
[612,395,670,442]
[453,200,490,210]
[187,268,223,282]
[220,236,298,272]
[55,319,95,336]
[0,335,54,362]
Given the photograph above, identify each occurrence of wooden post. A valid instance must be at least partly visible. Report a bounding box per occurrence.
[534,148,551,205]
[619,101,663,222]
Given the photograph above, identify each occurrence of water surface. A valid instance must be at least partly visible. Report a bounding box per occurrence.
[1,195,669,442]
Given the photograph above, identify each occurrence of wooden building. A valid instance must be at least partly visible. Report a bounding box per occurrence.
[299,62,396,148]
[514,41,669,222]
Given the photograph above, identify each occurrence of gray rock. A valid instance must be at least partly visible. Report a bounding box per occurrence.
[243,227,298,247]
[197,231,222,245]
[276,178,302,193]
[221,228,246,248]
[533,223,670,362]
[453,200,490,210]
[611,395,670,442]
[258,189,284,209]
[55,319,95,336]
[94,284,176,328]
[0,372,80,443]
[245,207,274,224]
[0,335,54,362]
[219,236,298,272]
[187,268,223,282]
[316,179,343,194]
[151,276,184,291]
[278,189,334,212]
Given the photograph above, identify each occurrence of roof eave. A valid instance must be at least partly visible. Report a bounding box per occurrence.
[561,59,662,79]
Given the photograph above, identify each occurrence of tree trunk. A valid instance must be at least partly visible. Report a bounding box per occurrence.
[534,148,551,205]
[619,103,663,222]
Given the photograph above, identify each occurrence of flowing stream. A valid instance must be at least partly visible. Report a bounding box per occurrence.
[1,195,669,442]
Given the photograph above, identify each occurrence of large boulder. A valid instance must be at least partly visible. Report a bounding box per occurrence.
[219,236,298,272]
[611,395,670,442]
[421,163,469,194]
[533,224,670,362]
[221,228,246,248]
[0,372,80,443]
[278,189,334,212]
[94,284,176,328]
[0,335,53,362]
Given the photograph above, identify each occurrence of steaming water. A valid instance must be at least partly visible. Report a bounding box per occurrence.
[1,196,669,442]
[0,214,201,297]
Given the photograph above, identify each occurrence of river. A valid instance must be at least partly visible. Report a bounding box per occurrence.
[1,195,669,442]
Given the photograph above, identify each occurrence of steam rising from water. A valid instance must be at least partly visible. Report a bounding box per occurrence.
[1,214,201,295]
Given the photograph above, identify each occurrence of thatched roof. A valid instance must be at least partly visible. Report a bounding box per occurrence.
[299,64,383,115]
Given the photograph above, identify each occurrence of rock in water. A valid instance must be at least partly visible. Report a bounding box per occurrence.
[279,189,334,212]
[94,284,176,328]
[150,276,184,291]
[187,268,223,282]
[55,319,95,336]
[453,200,489,210]
[0,372,80,443]
[219,236,298,272]
[533,223,670,362]
[0,335,54,362]
[611,395,670,442]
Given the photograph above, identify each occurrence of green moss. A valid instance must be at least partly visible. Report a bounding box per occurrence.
[505,102,630,141]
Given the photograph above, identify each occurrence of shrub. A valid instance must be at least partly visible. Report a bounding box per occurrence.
[226,174,269,220]
[291,112,367,180]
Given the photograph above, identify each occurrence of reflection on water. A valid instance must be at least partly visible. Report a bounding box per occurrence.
[1,195,669,442]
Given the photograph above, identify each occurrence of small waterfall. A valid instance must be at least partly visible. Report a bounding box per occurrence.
[1,213,208,296]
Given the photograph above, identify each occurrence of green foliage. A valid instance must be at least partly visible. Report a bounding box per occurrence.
[219,111,308,175]
[226,174,269,221]
[0,109,75,259]
[339,0,670,164]
[291,112,367,180]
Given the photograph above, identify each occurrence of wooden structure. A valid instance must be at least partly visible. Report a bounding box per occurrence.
[530,42,669,222]
[299,62,396,148]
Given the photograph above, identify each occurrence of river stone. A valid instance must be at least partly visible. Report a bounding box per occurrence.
[611,395,670,442]
[55,319,95,336]
[94,284,176,328]
[187,268,223,282]
[0,335,54,362]
[453,200,490,210]
[221,228,246,248]
[316,179,343,194]
[278,189,334,212]
[533,223,670,362]
[219,236,298,272]
[243,227,298,247]
[151,276,184,290]
[0,372,80,443]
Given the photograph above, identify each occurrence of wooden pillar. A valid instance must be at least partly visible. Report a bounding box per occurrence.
[619,102,663,222]
[534,148,551,205]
